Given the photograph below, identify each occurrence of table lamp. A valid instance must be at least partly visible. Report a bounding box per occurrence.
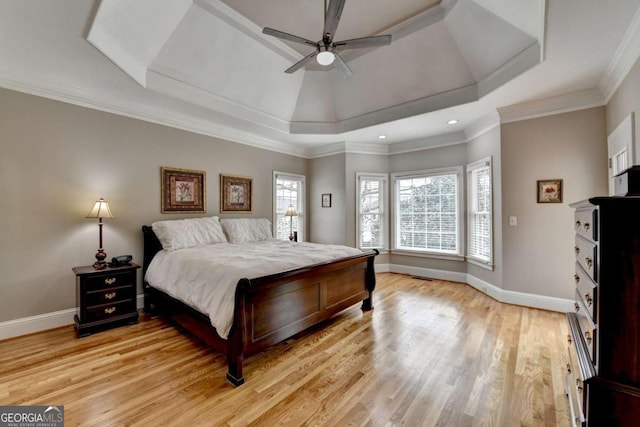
[86,198,114,269]
[285,205,298,241]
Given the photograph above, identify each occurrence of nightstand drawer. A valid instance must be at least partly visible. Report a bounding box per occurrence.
[83,300,136,323]
[84,271,135,290]
[86,285,135,307]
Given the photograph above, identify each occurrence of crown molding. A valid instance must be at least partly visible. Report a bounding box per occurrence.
[388,131,467,155]
[464,110,500,141]
[599,4,640,103]
[0,71,308,158]
[497,88,605,123]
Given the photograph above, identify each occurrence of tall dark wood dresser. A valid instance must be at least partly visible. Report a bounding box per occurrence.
[567,197,640,425]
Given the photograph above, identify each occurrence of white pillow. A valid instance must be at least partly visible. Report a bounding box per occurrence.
[220,218,273,244]
[152,216,227,250]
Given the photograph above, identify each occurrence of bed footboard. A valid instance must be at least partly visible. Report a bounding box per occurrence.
[224,249,377,386]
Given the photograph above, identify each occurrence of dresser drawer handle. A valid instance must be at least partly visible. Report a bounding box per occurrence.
[104,307,116,314]
[574,302,580,312]
[585,331,592,344]
[567,334,572,344]
[576,378,583,392]
[585,257,593,268]
[574,246,580,255]
[585,293,592,306]
[104,277,117,285]
[575,220,581,229]
[574,274,580,284]
[583,222,590,231]
[105,292,117,300]
[566,363,571,373]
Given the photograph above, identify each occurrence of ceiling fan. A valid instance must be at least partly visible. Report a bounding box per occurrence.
[262,0,392,76]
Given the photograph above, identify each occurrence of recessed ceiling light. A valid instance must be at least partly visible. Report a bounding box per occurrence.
[378,135,387,139]
[447,119,459,125]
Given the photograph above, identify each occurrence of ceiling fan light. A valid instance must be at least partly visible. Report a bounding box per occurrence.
[317,51,335,66]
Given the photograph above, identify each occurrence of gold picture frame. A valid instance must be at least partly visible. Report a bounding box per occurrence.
[537,179,563,203]
[220,173,253,213]
[161,167,206,213]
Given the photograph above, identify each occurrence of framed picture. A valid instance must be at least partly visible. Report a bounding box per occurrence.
[537,179,563,203]
[161,167,206,213]
[220,174,253,213]
[322,193,332,208]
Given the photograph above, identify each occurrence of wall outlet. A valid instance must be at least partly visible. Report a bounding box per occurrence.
[508,216,517,226]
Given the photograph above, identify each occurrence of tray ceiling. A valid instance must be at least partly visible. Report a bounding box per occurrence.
[0,0,639,157]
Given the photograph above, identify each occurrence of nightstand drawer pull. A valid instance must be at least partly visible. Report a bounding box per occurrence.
[104,307,116,314]
[104,277,117,285]
[105,292,117,300]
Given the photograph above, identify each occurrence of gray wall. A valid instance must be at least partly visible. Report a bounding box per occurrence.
[308,153,346,244]
[0,88,307,322]
[501,107,608,300]
[606,57,640,164]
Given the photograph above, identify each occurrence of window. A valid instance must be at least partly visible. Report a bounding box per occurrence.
[467,158,493,268]
[392,167,463,257]
[356,173,388,250]
[273,172,305,241]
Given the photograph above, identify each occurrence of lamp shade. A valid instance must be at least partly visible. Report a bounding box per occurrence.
[285,205,298,217]
[86,198,114,219]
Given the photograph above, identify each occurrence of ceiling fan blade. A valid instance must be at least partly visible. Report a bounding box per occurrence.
[263,27,317,48]
[334,34,392,50]
[285,50,319,74]
[323,0,346,44]
[333,53,352,77]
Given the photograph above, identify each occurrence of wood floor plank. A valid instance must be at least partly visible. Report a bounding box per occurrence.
[0,273,570,426]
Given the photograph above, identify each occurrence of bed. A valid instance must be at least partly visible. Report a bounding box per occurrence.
[142,217,377,386]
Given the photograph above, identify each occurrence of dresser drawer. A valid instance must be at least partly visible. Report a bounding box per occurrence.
[566,346,586,426]
[84,271,135,291]
[575,236,597,282]
[575,208,597,241]
[574,263,596,321]
[83,299,136,323]
[86,285,135,307]
[574,290,597,363]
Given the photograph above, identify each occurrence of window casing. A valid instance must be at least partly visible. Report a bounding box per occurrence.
[391,167,464,257]
[273,172,305,241]
[467,158,493,268]
[356,173,388,250]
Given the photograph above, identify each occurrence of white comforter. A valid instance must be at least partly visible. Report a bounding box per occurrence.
[145,240,363,339]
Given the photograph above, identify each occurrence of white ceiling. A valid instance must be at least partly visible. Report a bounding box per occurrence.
[1,0,639,158]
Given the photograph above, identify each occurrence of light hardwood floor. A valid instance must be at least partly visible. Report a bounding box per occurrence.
[0,273,570,426]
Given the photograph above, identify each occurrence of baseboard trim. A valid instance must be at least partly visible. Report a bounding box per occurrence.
[0,294,145,341]
[389,264,573,313]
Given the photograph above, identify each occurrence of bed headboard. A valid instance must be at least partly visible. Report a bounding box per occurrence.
[141,225,162,278]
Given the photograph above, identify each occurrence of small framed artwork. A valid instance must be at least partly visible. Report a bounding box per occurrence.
[161,167,206,213]
[321,193,332,208]
[537,179,563,203]
[220,173,253,213]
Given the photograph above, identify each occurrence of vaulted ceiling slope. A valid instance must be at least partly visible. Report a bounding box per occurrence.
[0,0,639,158]
[88,0,540,136]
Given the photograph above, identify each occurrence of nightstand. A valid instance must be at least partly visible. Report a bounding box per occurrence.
[73,262,140,337]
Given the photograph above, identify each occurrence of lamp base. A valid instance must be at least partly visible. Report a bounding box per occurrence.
[94,249,107,270]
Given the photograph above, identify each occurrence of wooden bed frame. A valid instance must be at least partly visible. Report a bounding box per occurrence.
[141,225,378,387]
